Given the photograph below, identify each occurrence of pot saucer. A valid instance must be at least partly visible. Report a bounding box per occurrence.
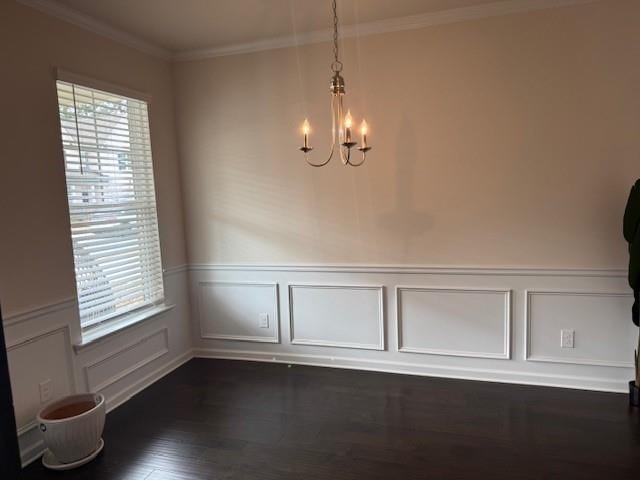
[42,438,104,471]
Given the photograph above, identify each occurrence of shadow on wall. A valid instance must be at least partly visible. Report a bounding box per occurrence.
[378,115,433,260]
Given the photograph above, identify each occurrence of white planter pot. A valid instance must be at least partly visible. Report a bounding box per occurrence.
[37,393,105,464]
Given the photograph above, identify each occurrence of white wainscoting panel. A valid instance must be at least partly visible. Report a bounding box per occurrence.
[525,290,636,367]
[198,281,280,343]
[190,266,635,392]
[396,287,511,359]
[83,327,170,392]
[7,325,76,432]
[6,267,194,468]
[288,284,385,350]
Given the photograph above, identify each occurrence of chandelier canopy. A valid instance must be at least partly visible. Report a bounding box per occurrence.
[299,0,371,167]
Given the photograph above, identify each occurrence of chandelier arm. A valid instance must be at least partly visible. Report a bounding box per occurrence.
[304,133,335,167]
[344,151,367,167]
[304,91,339,167]
[340,145,351,165]
[339,146,350,165]
[336,95,351,165]
[304,148,333,167]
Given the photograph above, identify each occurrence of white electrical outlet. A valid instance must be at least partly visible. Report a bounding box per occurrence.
[560,329,575,348]
[39,379,53,403]
[259,313,269,329]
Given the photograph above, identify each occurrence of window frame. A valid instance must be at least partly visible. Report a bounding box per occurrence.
[54,70,167,341]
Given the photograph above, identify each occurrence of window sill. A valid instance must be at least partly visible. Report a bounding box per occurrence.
[73,304,175,352]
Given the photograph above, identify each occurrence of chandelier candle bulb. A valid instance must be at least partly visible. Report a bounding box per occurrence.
[344,110,353,142]
[302,119,311,149]
[360,120,368,148]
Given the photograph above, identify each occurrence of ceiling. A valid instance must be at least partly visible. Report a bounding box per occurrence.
[48,0,500,53]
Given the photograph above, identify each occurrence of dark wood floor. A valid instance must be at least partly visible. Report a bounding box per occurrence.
[22,358,640,479]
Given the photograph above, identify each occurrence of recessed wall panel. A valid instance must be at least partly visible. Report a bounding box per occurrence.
[198,282,279,343]
[526,291,635,367]
[397,287,510,359]
[7,327,74,431]
[288,284,384,350]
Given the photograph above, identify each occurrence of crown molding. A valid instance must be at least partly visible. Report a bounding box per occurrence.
[172,0,599,61]
[16,0,172,60]
[18,0,598,63]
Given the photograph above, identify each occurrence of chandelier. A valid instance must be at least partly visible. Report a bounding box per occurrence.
[299,0,371,167]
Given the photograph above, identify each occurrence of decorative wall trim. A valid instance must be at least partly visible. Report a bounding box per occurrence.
[3,297,76,327]
[18,0,600,63]
[74,304,175,352]
[8,325,77,432]
[16,0,171,59]
[17,420,37,437]
[20,436,47,469]
[173,0,599,61]
[83,328,170,392]
[524,290,634,368]
[103,349,193,412]
[193,347,626,393]
[189,263,625,278]
[396,286,511,359]
[199,333,280,343]
[288,283,385,351]
[20,349,194,468]
[197,281,280,344]
[164,264,189,276]
[7,325,76,385]
[2,262,186,329]
[2,262,185,329]
[56,68,152,103]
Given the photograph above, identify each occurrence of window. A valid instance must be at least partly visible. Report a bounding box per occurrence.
[56,79,164,331]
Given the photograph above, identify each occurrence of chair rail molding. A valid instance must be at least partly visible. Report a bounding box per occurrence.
[188,263,625,277]
[3,298,77,327]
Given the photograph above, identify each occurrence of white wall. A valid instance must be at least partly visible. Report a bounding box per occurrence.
[172,0,640,269]
[190,265,635,393]
[0,2,193,466]
[174,0,639,397]
[4,0,639,469]
[5,268,192,466]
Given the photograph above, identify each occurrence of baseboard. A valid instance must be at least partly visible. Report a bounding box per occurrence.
[193,348,628,393]
[104,349,194,413]
[19,436,46,470]
[19,349,194,468]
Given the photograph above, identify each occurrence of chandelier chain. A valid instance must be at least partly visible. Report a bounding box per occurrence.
[331,0,342,72]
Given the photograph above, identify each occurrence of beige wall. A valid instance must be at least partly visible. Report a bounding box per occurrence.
[173,0,640,269]
[2,0,639,317]
[0,2,187,315]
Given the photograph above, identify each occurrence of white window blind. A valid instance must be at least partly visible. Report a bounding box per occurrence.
[56,80,164,329]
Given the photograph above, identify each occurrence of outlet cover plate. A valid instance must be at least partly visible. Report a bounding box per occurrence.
[560,329,575,348]
[39,379,53,403]
[259,313,269,329]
